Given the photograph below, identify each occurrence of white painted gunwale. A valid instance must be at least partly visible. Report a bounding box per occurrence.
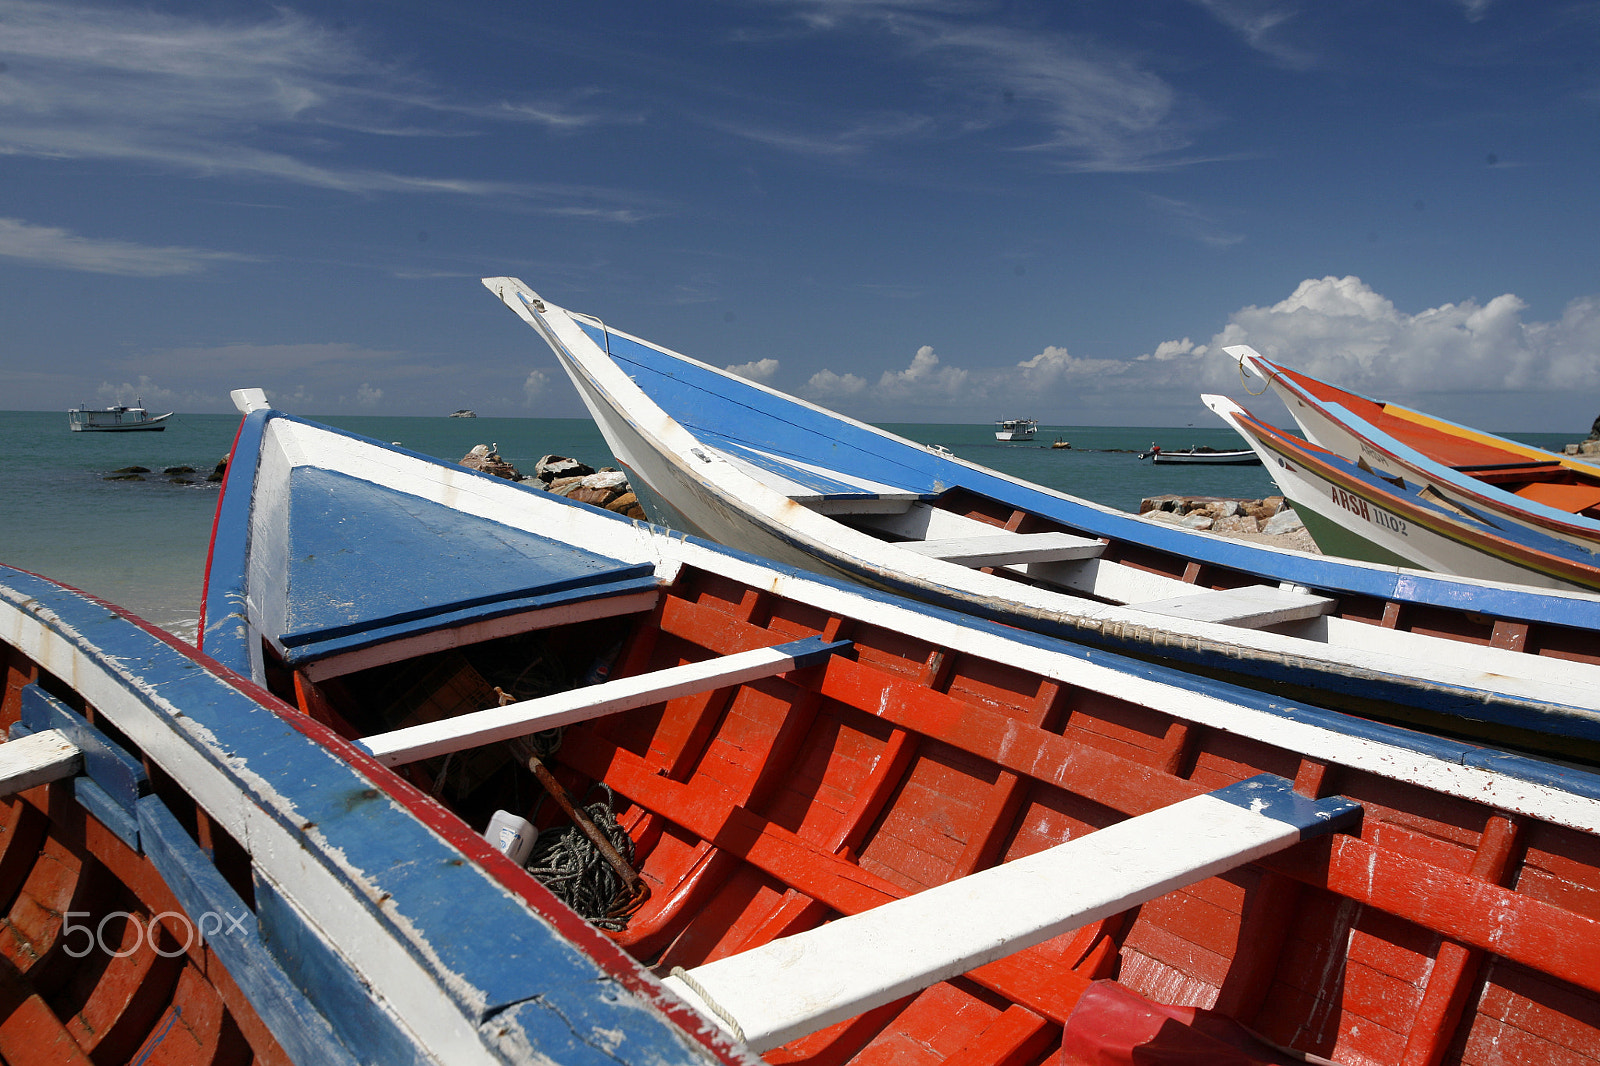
[0,595,512,1063]
[481,279,1600,721]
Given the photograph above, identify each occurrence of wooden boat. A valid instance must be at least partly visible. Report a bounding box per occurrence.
[199,389,1600,1065]
[67,400,172,432]
[1140,447,1261,465]
[994,419,1038,442]
[0,566,734,1064]
[1229,344,1600,549]
[1205,393,1600,594]
[481,277,1600,755]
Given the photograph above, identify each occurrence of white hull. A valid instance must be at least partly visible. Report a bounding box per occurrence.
[484,277,1600,736]
[1230,344,1600,553]
[1205,395,1587,592]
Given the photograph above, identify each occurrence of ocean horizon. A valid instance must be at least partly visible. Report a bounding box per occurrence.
[3,407,1573,644]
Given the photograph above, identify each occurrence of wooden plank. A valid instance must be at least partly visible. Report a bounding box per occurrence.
[359,636,852,767]
[135,795,362,1066]
[1132,584,1337,628]
[901,532,1106,567]
[0,730,80,797]
[19,685,145,807]
[663,775,1359,1051]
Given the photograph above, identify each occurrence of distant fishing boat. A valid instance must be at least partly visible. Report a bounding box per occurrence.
[994,418,1037,441]
[1139,446,1260,465]
[200,389,1600,1066]
[67,399,172,432]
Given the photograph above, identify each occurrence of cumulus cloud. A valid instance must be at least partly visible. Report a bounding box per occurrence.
[523,369,550,404]
[726,358,779,383]
[0,217,251,275]
[356,383,383,407]
[803,276,1600,428]
[1120,275,1600,429]
[1016,345,1130,388]
[806,367,869,396]
[1185,275,1600,395]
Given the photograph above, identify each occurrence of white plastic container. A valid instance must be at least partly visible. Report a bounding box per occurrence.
[484,809,535,865]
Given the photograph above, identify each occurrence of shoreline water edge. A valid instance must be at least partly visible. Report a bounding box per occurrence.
[37,409,1580,644]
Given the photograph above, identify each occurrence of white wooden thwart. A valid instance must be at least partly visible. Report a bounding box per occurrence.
[359,637,848,767]
[902,531,1107,567]
[662,775,1358,1052]
[0,728,82,796]
[1133,583,1336,628]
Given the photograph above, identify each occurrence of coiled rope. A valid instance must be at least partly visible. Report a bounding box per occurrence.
[525,781,646,931]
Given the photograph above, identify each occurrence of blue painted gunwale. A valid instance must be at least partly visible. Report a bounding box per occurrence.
[566,317,1600,630]
[0,564,746,1066]
[211,404,1600,815]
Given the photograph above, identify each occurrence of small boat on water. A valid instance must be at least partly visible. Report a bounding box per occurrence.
[994,418,1038,441]
[1206,392,1600,593]
[1138,446,1261,465]
[201,388,1600,1065]
[1229,344,1600,550]
[0,563,732,1063]
[67,399,172,432]
[482,277,1600,756]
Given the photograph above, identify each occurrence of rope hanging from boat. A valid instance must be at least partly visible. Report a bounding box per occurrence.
[1240,357,1276,396]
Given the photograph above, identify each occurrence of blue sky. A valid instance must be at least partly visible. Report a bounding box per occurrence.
[3,0,1598,430]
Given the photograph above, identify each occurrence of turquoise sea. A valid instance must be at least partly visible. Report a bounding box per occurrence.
[0,408,1573,643]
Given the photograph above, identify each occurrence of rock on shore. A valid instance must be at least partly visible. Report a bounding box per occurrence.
[459,446,648,520]
[1137,494,1319,554]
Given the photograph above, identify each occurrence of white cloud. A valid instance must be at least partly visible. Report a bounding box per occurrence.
[95,377,175,408]
[356,383,383,407]
[726,358,779,383]
[0,217,250,275]
[750,1,1199,171]
[0,1,651,214]
[806,367,869,396]
[1123,275,1600,428]
[1016,345,1130,388]
[1186,0,1317,69]
[523,369,550,404]
[804,277,1600,428]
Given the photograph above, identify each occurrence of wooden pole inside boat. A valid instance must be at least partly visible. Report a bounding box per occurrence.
[502,696,649,916]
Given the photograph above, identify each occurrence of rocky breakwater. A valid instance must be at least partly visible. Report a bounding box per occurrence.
[458,445,648,520]
[1137,494,1319,553]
